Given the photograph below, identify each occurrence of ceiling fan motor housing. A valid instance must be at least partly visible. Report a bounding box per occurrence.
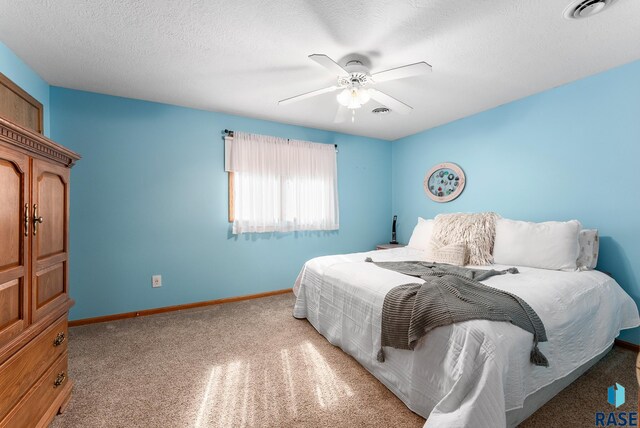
[344,59,369,74]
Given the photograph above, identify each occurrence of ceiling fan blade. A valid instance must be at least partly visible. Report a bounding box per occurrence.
[278,85,339,106]
[333,105,350,123]
[369,89,413,114]
[309,54,350,77]
[371,61,432,83]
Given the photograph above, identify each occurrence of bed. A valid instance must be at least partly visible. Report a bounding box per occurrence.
[292,246,640,428]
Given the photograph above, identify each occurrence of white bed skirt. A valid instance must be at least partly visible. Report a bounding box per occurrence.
[505,344,612,426]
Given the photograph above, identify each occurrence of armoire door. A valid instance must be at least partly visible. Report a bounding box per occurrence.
[0,145,30,348]
[31,159,70,323]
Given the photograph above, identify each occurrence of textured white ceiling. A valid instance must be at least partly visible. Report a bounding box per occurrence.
[1,0,639,140]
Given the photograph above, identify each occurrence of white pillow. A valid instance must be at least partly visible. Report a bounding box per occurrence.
[493,219,581,271]
[427,239,467,266]
[576,229,599,271]
[407,217,434,251]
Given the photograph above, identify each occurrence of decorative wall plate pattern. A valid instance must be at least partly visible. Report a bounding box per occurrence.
[424,162,466,202]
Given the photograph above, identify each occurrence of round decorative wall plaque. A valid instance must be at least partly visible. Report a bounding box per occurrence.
[424,162,466,202]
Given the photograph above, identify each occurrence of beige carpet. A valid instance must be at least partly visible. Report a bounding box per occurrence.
[50,293,637,428]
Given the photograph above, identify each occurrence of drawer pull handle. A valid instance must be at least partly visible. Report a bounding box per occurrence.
[53,372,66,388]
[53,332,66,347]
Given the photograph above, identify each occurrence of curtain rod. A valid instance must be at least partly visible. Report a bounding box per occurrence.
[223,129,338,149]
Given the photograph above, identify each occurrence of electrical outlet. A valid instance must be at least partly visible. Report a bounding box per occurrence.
[152,275,162,288]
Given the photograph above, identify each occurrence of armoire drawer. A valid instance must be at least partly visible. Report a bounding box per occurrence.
[0,315,68,420]
[0,352,69,428]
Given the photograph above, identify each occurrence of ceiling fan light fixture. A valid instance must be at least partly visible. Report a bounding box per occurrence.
[337,88,370,109]
[357,88,371,105]
[336,89,352,107]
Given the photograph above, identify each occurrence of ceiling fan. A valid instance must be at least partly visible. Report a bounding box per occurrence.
[278,54,432,123]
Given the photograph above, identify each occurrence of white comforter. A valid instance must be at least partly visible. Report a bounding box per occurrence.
[292,247,640,428]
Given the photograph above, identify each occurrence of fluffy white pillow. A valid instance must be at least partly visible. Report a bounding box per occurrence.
[576,229,599,271]
[407,217,434,251]
[493,219,581,271]
[431,212,499,265]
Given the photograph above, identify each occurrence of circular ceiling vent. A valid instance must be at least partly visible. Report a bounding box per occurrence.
[563,0,616,19]
[372,107,391,115]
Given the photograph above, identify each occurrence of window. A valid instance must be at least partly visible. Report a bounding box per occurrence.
[225,132,339,234]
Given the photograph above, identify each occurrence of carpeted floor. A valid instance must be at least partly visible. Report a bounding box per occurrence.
[50,293,637,428]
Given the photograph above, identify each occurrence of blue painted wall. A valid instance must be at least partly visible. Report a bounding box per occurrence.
[0,41,51,136]
[392,60,640,343]
[50,87,392,320]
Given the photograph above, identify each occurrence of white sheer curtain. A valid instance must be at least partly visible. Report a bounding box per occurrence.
[225,131,339,234]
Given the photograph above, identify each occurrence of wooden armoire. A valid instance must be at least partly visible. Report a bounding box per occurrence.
[0,74,80,427]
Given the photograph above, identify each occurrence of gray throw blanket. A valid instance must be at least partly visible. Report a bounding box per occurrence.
[365,259,549,367]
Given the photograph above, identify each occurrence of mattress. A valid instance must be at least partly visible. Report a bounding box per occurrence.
[293,247,640,428]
